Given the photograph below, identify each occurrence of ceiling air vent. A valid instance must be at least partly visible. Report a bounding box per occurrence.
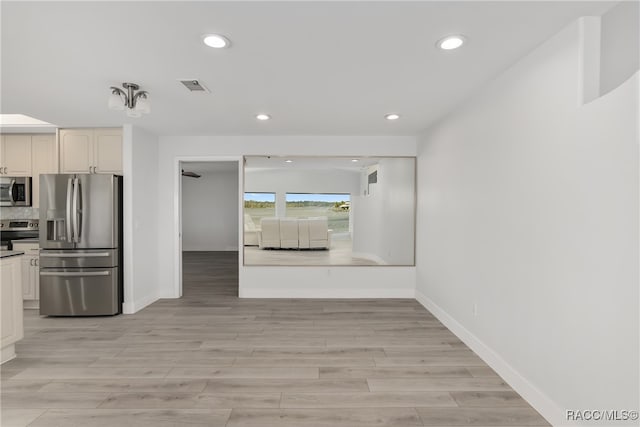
[179,79,210,93]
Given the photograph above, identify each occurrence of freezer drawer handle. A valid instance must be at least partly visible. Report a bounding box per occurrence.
[40,271,110,277]
[40,252,111,258]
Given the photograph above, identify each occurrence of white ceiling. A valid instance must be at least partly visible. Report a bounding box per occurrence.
[1,1,613,136]
[182,161,238,174]
[245,155,381,171]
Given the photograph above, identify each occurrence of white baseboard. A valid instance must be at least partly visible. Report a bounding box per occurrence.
[158,290,179,299]
[182,248,238,252]
[123,292,159,314]
[415,289,567,427]
[241,288,414,299]
[1,344,16,364]
[23,300,39,310]
[351,252,388,265]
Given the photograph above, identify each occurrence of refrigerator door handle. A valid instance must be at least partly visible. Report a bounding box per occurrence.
[72,177,80,243]
[40,252,111,258]
[66,177,73,242]
[41,271,111,277]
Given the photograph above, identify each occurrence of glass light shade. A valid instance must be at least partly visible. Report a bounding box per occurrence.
[126,108,142,118]
[135,96,151,114]
[108,92,125,111]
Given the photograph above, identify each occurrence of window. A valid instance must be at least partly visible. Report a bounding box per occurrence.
[285,193,350,233]
[244,193,276,225]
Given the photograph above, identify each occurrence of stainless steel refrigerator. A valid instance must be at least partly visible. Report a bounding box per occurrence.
[39,174,123,316]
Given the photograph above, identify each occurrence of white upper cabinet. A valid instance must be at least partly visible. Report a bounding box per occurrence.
[31,134,58,209]
[31,134,58,174]
[59,128,122,174]
[1,135,32,176]
[59,129,95,174]
[0,133,58,208]
[94,128,123,174]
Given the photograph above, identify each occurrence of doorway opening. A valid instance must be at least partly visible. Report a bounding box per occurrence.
[179,160,240,299]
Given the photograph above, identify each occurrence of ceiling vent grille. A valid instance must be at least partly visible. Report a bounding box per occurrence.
[179,79,210,93]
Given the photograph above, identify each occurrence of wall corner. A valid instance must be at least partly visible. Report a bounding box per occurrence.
[578,16,602,105]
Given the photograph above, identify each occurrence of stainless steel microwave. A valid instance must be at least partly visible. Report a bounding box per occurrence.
[0,177,32,206]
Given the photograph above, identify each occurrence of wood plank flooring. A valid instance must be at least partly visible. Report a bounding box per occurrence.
[1,251,549,427]
[243,237,380,266]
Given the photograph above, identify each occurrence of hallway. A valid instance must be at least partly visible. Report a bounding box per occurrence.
[1,252,548,426]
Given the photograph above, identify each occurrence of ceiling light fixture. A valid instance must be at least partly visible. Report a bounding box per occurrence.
[385,113,400,121]
[285,160,293,163]
[108,82,150,118]
[203,34,230,49]
[256,114,271,121]
[437,35,466,50]
[351,159,359,162]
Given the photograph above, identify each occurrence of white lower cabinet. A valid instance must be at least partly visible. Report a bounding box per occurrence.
[1,254,24,364]
[13,242,39,309]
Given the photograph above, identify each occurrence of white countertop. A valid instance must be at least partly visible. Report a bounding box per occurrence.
[12,238,39,243]
[0,250,24,259]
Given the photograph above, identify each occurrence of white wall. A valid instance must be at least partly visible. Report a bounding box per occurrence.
[352,158,416,265]
[416,19,638,426]
[182,168,238,251]
[122,125,159,314]
[600,1,639,95]
[245,168,360,219]
[156,136,417,299]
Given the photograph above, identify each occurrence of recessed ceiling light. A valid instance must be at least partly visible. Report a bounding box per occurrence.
[351,159,359,162]
[203,34,230,49]
[256,114,271,121]
[285,159,293,163]
[437,35,466,50]
[385,113,400,121]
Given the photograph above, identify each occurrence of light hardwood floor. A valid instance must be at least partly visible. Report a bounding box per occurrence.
[243,237,380,266]
[1,251,549,427]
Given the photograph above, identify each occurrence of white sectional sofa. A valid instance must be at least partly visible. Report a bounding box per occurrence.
[243,214,260,246]
[259,218,281,249]
[258,217,331,250]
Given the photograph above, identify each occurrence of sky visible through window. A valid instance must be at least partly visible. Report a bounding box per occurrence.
[286,193,349,203]
[244,193,275,202]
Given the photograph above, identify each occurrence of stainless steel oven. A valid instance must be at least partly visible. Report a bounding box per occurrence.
[0,177,32,206]
[0,219,39,249]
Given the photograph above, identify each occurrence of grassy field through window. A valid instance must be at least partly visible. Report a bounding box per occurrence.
[244,193,275,226]
[286,193,350,233]
[244,192,351,233]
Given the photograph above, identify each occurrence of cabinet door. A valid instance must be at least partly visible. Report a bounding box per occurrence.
[2,135,32,176]
[20,255,36,300]
[34,258,40,300]
[59,129,93,174]
[94,128,122,174]
[31,134,58,209]
[31,256,40,301]
[1,257,23,350]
